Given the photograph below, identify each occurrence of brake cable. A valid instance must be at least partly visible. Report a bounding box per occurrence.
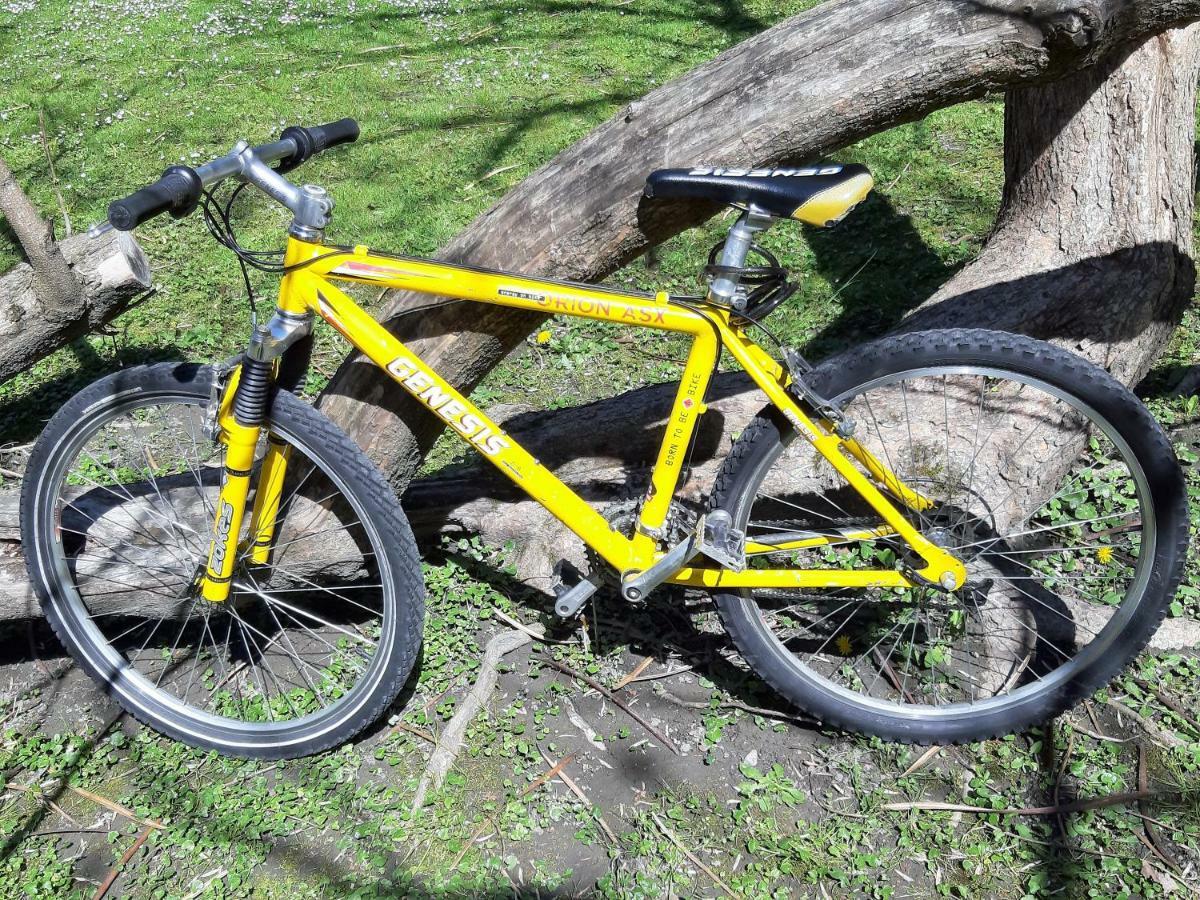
[199,181,352,321]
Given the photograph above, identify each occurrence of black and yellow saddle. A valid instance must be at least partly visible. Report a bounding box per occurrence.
[644,164,873,227]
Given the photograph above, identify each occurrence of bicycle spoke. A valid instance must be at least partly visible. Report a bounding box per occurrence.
[736,359,1153,719]
[37,390,391,734]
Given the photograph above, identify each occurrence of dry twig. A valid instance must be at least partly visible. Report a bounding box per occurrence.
[650,812,740,898]
[1133,677,1200,736]
[412,626,540,812]
[1103,698,1186,749]
[37,108,70,236]
[539,747,619,844]
[490,608,570,644]
[1138,744,1180,872]
[180,868,229,900]
[623,666,694,687]
[391,721,437,744]
[92,824,153,900]
[899,745,943,778]
[541,655,680,755]
[613,656,655,690]
[883,790,1165,816]
[449,754,576,870]
[69,786,165,829]
[656,688,816,728]
[1068,717,1134,743]
[5,782,163,830]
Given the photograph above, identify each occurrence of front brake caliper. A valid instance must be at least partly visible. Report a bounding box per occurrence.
[203,358,239,442]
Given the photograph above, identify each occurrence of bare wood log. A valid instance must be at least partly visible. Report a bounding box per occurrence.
[0,229,150,384]
[0,479,367,621]
[401,373,759,588]
[320,0,1200,495]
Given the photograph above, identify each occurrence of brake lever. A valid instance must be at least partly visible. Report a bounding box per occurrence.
[87,221,114,239]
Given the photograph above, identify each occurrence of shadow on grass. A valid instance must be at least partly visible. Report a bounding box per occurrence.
[438,545,806,731]
[0,341,195,445]
[799,190,958,357]
[0,622,525,897]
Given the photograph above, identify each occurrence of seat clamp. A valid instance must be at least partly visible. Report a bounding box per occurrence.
[707,207,775,307]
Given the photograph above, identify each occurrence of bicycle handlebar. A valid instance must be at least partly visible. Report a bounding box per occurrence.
[105,119,360,232]
[277,118,359,173]
[107,165,204,231]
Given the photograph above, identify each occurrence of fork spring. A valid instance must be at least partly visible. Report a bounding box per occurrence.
[233,356,272,427]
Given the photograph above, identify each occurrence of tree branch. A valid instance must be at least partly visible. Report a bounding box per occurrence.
[0,154,78,319]
[319,0,1200,493]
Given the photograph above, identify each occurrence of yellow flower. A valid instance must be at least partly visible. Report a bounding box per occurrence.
[535,330,552,345]
[1096,546,1114,564]
[835,634,853,656]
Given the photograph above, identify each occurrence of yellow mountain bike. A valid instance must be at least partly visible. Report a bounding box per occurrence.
[21,121,1188,757]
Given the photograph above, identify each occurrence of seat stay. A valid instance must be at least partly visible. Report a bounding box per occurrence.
[704,317,966,591]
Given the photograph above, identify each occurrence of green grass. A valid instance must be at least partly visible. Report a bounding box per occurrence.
[4,0,1200,896]
[0,0,817,438]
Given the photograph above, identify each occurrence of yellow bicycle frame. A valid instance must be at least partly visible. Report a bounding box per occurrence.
[200,236,965,601]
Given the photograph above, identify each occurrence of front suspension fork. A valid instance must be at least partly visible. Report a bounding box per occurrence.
[199,316,312,601]
[199,351,274,601]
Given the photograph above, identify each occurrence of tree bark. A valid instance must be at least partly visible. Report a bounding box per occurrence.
[0,229,151,385]
[319,0,1200,495]
[904,25,1200,381]
[0,481,367,620]
[0,155,78,319]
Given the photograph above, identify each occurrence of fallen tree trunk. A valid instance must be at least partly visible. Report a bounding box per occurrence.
[401,373,757,588]
[4,7,1200,652]
[385,24,1200,591]
[0,479,367,620]
[0,229,151,384]
[319,0,1200,495]
[5,467,1200,651]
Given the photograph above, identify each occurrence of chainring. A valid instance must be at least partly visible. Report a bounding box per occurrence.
[585,497,697,589]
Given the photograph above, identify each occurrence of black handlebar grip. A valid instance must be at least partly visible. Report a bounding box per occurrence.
[308,118,360,153]
[108,165,202,231]
[277,119,360,173]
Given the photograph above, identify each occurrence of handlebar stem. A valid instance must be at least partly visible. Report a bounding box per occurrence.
[101,121,357,236]
[234,143,333,238]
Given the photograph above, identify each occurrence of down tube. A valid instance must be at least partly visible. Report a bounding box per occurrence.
[302,275,635,568]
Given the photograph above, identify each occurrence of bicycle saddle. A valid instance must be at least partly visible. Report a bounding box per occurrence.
[644,163,873,227]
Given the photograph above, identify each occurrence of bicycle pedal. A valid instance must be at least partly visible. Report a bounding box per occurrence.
[553,561,603,619]
[696,509,746,572]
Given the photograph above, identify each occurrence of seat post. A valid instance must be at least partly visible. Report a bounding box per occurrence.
[708,207,774,309]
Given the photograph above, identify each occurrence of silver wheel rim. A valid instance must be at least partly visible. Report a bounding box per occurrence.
[35,387,396,749]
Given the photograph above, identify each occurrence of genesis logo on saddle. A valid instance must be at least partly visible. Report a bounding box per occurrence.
[644,162,874,227]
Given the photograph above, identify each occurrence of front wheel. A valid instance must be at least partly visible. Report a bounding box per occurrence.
[21,362,425,759]
[709,329,1188,744]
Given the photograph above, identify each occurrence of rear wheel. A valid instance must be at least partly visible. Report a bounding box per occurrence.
[709,329,1187,744]
[21,362,425,758]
